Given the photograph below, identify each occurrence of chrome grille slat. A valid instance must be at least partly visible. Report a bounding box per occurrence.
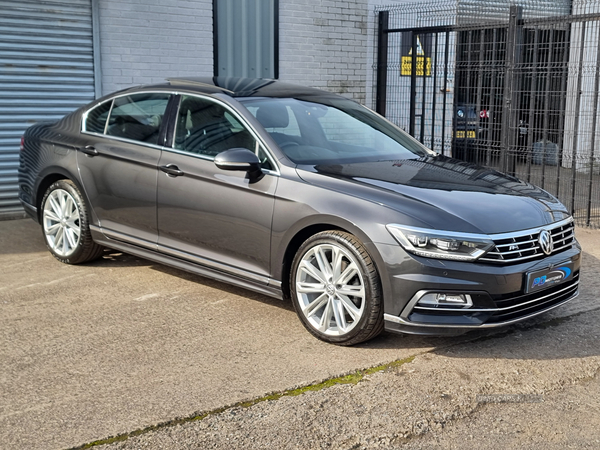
[487,247,539,257]
[479,219,575,264]
[495,238,538,248]
[552,235,572,246]
[481,252,542,263]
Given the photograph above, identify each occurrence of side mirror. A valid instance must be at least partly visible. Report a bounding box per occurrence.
[214,148,263,180]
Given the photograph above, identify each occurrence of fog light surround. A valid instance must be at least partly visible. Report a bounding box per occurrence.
[417,293,473,309]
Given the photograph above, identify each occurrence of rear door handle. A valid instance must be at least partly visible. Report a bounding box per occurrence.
[160,164,184,177]
[79,145,98,157]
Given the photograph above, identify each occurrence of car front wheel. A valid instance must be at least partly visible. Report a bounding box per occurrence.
[290,230,384,345]
[41,179,103,264]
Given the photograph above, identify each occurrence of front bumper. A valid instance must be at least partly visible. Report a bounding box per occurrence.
[376,241,582,336]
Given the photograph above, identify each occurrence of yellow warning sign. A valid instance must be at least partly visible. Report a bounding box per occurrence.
[453,130,476,139]
[401,34,431,76]
[401,56,431,76]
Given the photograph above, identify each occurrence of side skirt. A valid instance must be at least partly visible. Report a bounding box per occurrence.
[90,229,284,301]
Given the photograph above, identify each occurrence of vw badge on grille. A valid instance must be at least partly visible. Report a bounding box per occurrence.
[539,229,553,255]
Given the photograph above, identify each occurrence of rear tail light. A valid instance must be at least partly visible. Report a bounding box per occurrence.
[20,135,24,152]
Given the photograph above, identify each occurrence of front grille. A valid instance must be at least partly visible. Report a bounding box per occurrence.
[479,219,575,264]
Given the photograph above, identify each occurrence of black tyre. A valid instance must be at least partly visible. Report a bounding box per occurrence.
[40,179,104,264]
[290,230,384,345]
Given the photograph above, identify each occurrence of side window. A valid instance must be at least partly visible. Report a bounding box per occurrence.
[255,146,272,171]
[174,95,257,158]
[106,93,170,145]
[84,100,112,133]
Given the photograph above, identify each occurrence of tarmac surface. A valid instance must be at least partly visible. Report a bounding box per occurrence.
[1,218,599,449]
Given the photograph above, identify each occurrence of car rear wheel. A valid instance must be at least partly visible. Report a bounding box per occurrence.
[41,179,104,264]
[290,230,384,345]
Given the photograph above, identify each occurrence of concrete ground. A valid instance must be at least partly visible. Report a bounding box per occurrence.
[1,219,599,449]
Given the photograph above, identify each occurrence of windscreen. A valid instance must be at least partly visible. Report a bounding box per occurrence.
[240,97,432,164]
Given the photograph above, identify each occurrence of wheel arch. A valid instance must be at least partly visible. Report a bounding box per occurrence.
[280,223,342,299]
[34,167,89,223]
[277,216,383,300]
[285,226,386,345]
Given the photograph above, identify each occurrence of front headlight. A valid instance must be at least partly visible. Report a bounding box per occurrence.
[386,224,494,261]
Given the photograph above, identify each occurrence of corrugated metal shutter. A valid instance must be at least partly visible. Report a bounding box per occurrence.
[215,0,277,79]
[0,0,96,216]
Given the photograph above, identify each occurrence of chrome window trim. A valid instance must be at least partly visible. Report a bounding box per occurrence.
[158,145,277,175]
[81,90,175,133]
[81,98,113,133]
[81,90,172,149]
[80,89,280,175]
[103,99,115,134]
[170,93,280,176]
[161,146,215,161]
[160,146,280,177]
[79,131,164,151]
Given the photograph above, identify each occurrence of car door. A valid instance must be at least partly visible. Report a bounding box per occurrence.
[156,94,278,281]
[78,92,172,245]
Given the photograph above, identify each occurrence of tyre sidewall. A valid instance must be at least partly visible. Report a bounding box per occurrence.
[290,231,381,345]
[41,180,92,264]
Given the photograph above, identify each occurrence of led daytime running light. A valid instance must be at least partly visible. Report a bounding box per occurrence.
[387,224,494,261]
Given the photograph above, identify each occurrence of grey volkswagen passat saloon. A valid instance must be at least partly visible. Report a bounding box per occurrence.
[19,78,581,345]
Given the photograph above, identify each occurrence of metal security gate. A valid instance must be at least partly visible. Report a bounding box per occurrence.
[0,0,98,216]
[376,1,600,228]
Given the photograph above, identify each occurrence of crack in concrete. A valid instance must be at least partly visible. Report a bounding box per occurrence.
[66,305,600,450]
[66,356,418,450]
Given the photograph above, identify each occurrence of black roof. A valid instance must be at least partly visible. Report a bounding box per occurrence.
[165,77,336,99]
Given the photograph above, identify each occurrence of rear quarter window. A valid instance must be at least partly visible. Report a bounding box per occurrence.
[106,93,171,145]
[84,100,112,134]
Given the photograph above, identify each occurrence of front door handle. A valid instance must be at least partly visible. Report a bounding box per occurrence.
[79,145,98,157]
[160,164,184,177]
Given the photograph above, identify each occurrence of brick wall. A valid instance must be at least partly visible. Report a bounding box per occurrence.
[98,0,371,103]
[279,0,369,103]
[97,0,213,95]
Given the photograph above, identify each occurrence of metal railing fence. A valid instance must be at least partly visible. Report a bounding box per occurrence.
[375,0,600,227]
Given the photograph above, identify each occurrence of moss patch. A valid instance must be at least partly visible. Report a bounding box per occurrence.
[70,356,415,449]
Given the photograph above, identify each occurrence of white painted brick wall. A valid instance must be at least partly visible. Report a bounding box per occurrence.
[98,0,372,103]
[279,0,369,103]
[97,0,213,95]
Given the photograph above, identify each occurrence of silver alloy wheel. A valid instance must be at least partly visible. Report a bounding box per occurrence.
[295,243,366,336]
[43,188,81,257]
